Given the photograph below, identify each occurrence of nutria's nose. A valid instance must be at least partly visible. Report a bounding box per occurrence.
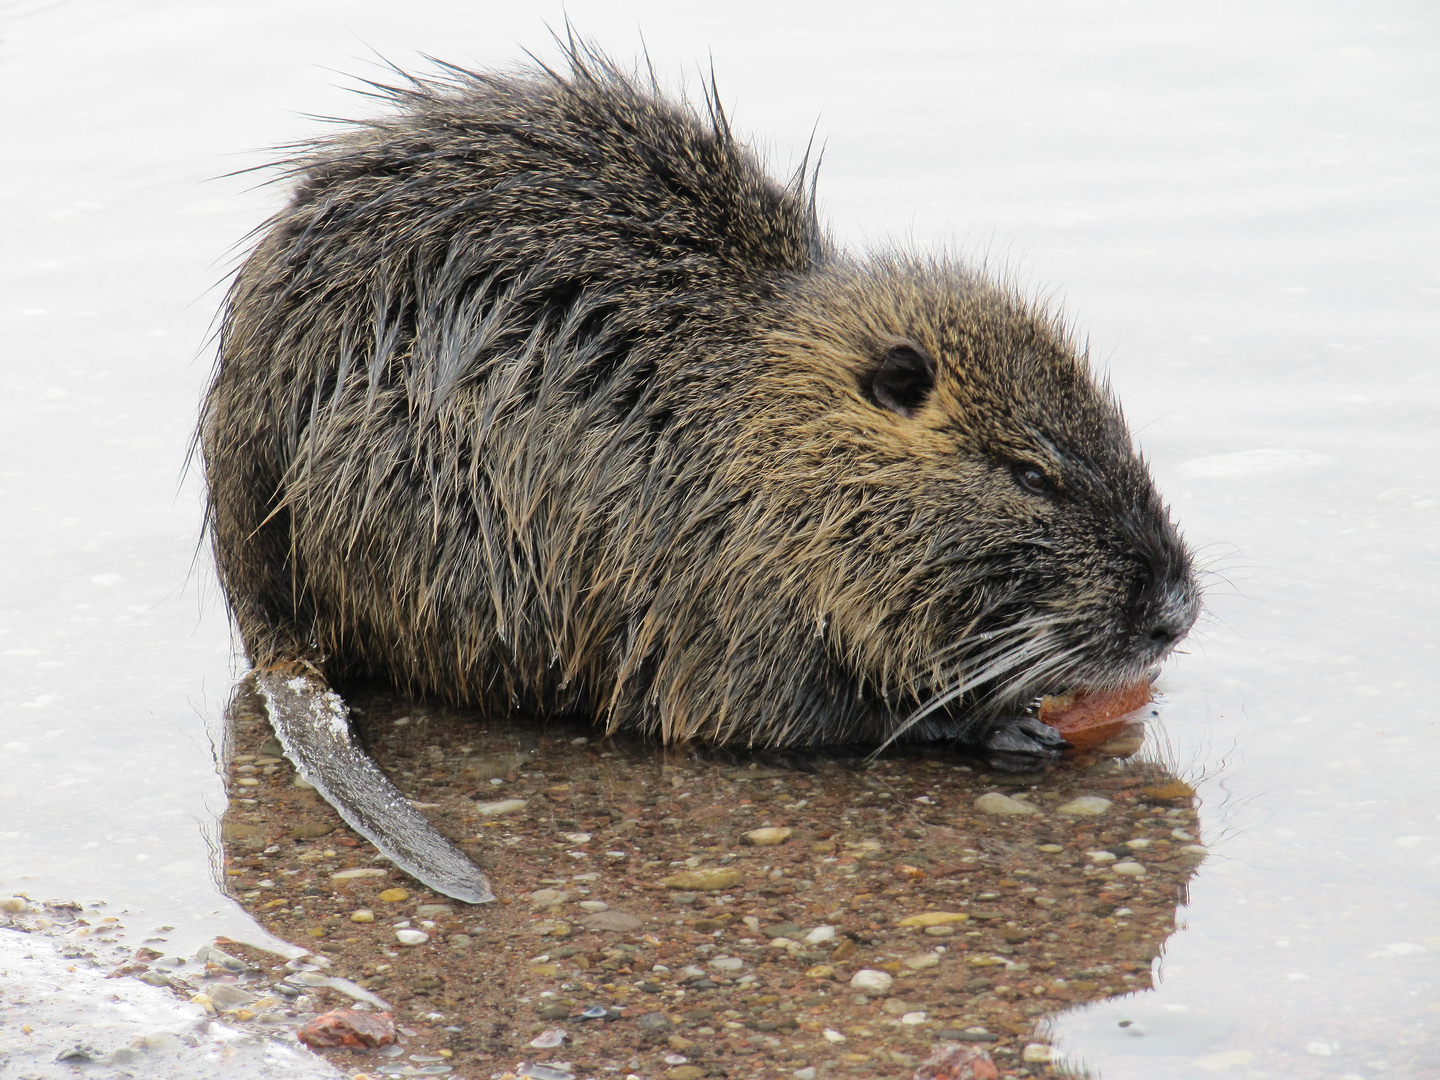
[1129,554,1199,657]
[1134,593,1197,659]
[1146,620,1182,649]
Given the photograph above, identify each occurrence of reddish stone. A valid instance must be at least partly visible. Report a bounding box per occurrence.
[913,1042,1000,1080]
[296,1009,396,1049]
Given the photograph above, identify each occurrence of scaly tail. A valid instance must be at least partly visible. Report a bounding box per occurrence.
[254,668,495,904]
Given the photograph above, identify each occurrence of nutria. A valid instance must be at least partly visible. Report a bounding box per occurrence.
[201,44,1200,903]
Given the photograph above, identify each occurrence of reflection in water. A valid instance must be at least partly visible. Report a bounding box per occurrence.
[220,676,1202,1075]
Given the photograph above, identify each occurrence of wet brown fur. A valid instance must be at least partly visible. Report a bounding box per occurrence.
[201,44,1198,754]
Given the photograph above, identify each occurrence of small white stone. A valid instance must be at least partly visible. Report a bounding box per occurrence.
[1171,828,1195,841]
[743,826,793,846]
[794,1069,818,1080]
[577,900,609,912]
[902,953,940,970]
[528,889,569,907]
[562,832,592,844]
[849,969,894,994]
[1124,838,1151,850]
[710,956,744,971]
[330,868,387,880]
[803,925,836,945]
[1112,860,1147,877]
[1056,796,1112,816]
[1022,1043,1057,1063]
[1183,844,1210,855]
[474,797,527,816]
[395,929,429,945]
[974,792,1039,816]
[900,1011,927,1025]
[1087,850,1118,864]
[822,1029,846,1043]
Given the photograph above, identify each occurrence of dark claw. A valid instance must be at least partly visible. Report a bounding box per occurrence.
[981,716,1069,772]
[889,713,1069,772]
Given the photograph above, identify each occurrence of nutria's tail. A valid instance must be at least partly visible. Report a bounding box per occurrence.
[255,669,494,904]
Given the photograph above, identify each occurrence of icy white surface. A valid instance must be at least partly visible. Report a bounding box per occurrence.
[0,927,340,1079]
[1,1,1436,1078]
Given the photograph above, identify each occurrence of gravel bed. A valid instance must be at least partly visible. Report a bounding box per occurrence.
[217,677,1204,1079]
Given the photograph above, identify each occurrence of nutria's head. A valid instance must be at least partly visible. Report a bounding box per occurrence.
[755,256,1200,725]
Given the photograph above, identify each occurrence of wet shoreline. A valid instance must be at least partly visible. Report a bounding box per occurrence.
[217,680,1203,1078]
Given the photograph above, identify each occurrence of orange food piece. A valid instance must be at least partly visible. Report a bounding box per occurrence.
[1038,681,1152,750]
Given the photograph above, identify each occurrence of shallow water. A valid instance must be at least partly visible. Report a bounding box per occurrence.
[2,1,1436,1077]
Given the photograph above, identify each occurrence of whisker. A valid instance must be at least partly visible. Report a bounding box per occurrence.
[925,611,1064,668]
[871,623,1070,756]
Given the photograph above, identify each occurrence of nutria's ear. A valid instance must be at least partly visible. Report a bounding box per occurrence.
[869,342,936,418]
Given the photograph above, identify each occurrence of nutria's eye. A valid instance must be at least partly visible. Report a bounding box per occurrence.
[868,343,936,418]
[1012,463,1057,498]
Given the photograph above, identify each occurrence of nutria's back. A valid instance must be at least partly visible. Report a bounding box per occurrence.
[203,45,1198,759]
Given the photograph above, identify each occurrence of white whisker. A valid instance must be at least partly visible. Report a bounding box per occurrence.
[870,621,1073,756]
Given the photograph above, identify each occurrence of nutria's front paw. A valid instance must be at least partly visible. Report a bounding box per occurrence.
[981,717,1069,773]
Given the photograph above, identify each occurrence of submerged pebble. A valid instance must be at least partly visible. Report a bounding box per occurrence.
[475,798,527,816]
[519,1065,576,1080]
[898,911,969,928]
[578,909,642,932]
[296,1009,396,1049]
[1056,796,1112,816]
[742,827,793,845]
[660,867,742,890]
[974,793,1039,816]
[849,969,894,994]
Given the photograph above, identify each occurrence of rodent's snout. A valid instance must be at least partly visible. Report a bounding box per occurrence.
[1126,548,1201,663]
